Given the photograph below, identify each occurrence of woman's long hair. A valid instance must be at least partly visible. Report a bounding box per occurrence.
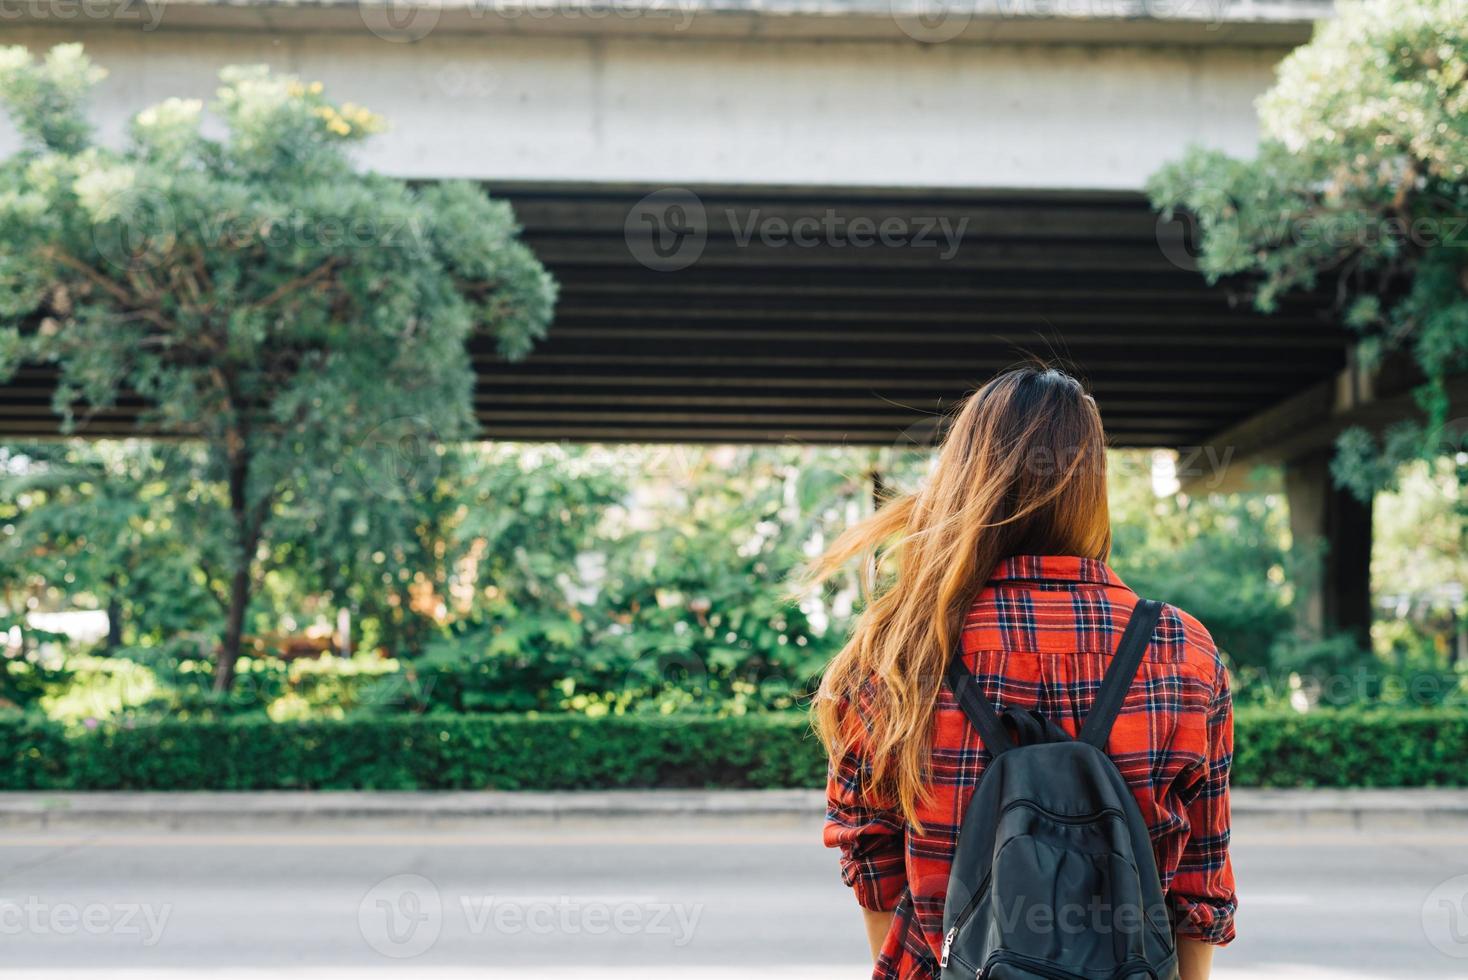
[810,366,1112,827]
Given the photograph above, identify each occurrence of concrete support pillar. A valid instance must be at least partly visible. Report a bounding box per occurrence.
[1283,450,1374,640]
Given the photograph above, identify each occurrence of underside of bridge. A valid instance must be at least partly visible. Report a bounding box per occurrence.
[0,182,1406,640]
[0,182,1351,449]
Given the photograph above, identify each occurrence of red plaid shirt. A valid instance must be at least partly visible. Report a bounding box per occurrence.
[825,555,1237,979]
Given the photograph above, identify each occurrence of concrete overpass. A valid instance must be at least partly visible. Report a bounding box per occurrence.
[0,0,1397,636]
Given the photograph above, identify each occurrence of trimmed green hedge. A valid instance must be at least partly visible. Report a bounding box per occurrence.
[1231,706,1468,788]
[0,714,827,791]
[2,708,1465,790]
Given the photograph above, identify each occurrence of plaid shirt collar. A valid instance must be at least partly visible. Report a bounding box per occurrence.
[990,554,1127,589]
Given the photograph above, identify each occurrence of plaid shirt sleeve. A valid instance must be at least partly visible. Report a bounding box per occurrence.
[823,693,909,911]
[1169,655,1239,945]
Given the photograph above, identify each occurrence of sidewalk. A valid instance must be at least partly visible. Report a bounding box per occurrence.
[2,788,1466,830]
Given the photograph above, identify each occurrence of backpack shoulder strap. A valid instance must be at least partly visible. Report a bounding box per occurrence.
[943,655,1014,756]
[1079,598,1164,748]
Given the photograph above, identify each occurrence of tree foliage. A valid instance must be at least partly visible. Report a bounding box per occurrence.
[6,442,1463,717]
[0,441,222,648]
[0,45,557,687]
[369,445,892,717]
[1108,455,1295,674]
[1148,0,1468,499]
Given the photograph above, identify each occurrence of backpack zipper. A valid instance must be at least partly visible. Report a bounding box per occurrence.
[940,926,957,968]
[939,869,991,969]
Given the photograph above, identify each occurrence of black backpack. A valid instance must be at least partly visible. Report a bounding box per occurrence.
[939,598,1179,980]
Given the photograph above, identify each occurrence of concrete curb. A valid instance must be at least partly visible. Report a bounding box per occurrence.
[1228,788,1468,830]
[0,790,823,829]
[0,789,820,823]
[1,788,1467,830]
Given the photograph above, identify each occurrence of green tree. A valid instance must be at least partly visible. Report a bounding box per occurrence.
[1373,458,1468,671]
[592,445,880,713]
[0,441,222,649]
[281,443,628,664]
[0,46,556,689]
[369,445,631,713]
[1148,0,1468,499]
[1107,452,1295,675]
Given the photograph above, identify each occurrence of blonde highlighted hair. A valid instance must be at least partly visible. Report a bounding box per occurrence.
[809,366,1112,827]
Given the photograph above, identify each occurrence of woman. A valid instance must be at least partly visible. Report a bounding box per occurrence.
[812,366,1236,980]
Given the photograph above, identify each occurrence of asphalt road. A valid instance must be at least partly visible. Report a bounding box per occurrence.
[0,813,1465,979]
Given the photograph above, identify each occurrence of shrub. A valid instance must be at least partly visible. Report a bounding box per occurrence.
[3,708,1466,791]
[1231,706,1468,788]
[0,713,826,791]
[104,650,398,721]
